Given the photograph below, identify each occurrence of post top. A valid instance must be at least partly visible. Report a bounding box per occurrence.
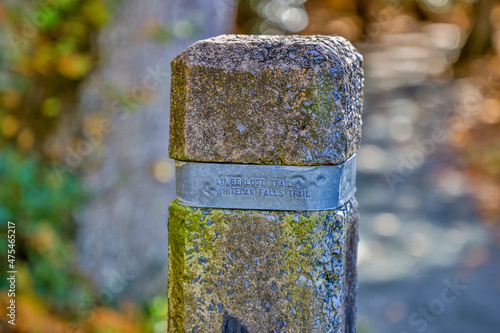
[173,34,362,70]
[169,34,363,166]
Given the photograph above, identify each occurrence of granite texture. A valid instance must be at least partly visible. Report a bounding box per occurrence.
[167,34,363,332]
[168,198,359,333]
[169,34,363,166]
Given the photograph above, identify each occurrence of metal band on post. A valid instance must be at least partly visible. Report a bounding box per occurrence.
[175,154,356,211]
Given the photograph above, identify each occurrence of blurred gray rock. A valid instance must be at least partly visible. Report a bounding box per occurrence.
[76,0,237,301]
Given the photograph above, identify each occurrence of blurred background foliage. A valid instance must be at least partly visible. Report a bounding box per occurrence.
[0,0,167,331]
[0,0,499,331]
[1,0,108,154]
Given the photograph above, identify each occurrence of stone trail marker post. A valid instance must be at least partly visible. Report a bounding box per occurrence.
[167,35,363,333]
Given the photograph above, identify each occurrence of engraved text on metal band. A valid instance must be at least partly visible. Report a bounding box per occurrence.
[175,154,356,211]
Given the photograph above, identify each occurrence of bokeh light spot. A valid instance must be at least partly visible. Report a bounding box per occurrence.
[357,144,386,171]
[151,159,174,183]
[389,116,413,141]
[373,213,401,237]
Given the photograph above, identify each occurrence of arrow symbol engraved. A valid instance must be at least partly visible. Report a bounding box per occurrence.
[203,183,216,196]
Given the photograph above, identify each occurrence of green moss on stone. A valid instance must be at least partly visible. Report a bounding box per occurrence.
[167,199,359,332]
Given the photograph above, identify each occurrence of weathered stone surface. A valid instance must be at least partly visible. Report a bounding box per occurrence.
[169,35,363,166]
[168,198,359,333]
[168,34,362,333]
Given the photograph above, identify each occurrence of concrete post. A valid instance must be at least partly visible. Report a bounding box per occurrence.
[167,35,363,333]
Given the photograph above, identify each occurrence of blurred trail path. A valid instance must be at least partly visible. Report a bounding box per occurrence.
[355,34,500,333]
